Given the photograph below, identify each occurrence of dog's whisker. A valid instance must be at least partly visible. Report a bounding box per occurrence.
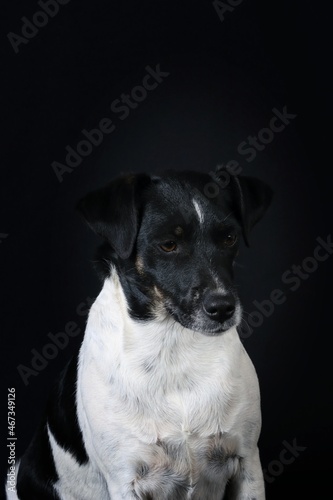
[221,211,234,223]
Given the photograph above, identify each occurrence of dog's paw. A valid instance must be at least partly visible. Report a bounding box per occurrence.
[132,462,191,500]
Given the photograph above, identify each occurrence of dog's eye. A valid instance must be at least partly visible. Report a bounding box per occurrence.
[159,241,177,252]
[222,233,237,248]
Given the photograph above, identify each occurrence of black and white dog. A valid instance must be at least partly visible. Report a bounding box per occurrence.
[12,168,272,499]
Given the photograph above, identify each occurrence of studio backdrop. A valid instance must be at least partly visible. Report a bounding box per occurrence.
[1,1,332,499]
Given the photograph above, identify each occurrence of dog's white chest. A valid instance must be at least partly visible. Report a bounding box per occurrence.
[76,276,260,498]
[78,364,240,498]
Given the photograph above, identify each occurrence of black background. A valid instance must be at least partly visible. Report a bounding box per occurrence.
[1,1,332,498]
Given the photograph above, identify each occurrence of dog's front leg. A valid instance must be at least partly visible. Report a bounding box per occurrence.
[105,460,191,500]
[226,447,265,500]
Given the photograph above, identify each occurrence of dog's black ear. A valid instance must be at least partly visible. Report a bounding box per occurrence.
[232,175,273,246]
[215,167,273,246]
[77,173,151,259]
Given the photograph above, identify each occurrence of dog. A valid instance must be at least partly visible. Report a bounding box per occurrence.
[12,168,272,499]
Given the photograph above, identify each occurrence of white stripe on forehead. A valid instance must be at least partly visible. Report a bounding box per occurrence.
[192,199,204,224]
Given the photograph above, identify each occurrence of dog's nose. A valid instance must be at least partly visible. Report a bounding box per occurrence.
[202,291,235,323]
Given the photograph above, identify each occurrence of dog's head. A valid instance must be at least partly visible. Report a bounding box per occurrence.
[77,169,272,336]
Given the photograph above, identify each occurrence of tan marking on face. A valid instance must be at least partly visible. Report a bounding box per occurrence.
[135,256,145,274]
[153,286,164,300]
[174,226,183,236]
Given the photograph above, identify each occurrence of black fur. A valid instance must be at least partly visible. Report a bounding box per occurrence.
[16,417,60,500]
[17,351,88,499]
[78,169,272,333]
[14,169,272,499]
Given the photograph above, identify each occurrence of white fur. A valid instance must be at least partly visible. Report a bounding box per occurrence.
[74,269,264,499]
[6,487,19,500]
[48,426,108,500]
[5,462,19,500]
[192,199,204,224]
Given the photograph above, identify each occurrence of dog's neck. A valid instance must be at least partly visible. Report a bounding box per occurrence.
[80,271,244,440]
[85,270,240,382]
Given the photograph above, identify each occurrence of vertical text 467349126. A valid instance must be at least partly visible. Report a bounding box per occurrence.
[6,389,16,496]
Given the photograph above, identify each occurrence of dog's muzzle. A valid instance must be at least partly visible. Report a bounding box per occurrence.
[165,287,240,336]
[202,290,236,324]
